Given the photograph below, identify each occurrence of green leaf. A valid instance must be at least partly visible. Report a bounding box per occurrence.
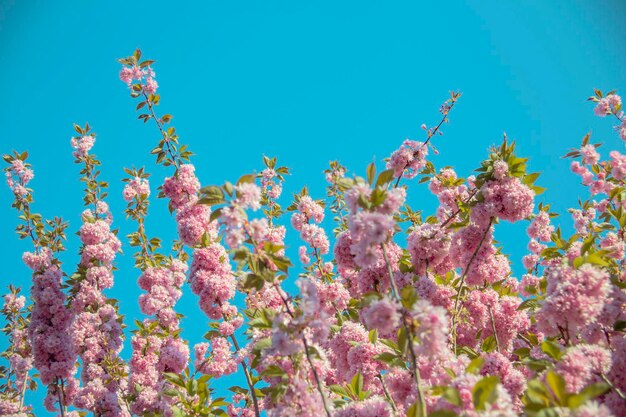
[366,162,376,185]
[351,372,363,397]
[541,340,562,361]
[406,401,424,417]
[376,169,395,187]
[614,320,626,332]
[566,382,610,408]
[237,174,255,185]
[545,371,567,404]
[442,386,462,407]
[428,411,457,417]
[466,357,484,374]
[472,376,499,410]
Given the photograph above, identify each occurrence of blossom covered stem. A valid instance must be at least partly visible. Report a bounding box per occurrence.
[228,334,261,417]
[600,373,626,400]
[272,282,333,417]
[393,93,460,188]
[488,306,501,353]
[57,378,66,417]
[438,188,479,230]
[377,373,398,413]
[451,217,493,352]
[381,242,427,417]
[143,92,180,169]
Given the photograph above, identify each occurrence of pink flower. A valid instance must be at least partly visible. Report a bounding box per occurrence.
[298,245,311,264]
[527,211,553,242]
[162,164,201,209]
[412,300,449,356]
[478,177,534,222]
[348,212,396,268]
[555,344,611,392]
[537,264,611,337]
[594,98,610,116]
[335,397,392,417]
[235,182,262,210]
[573,401,614,417]
[123,177,150,202]
[2,294,26,312]
[70,135,95,158]
[387,139,428,179]
[176,203,218,246]
[143,77,158,94]
[362,298,400,336]
[297,196,325,223]
[493,160,509,180]
[609,150,626,180]
[408,223,452,275]
[581,144,600,165]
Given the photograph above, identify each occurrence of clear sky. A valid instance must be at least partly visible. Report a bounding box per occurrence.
[0,1,624,414]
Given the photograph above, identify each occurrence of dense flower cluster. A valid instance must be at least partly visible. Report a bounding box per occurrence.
[3,54,626,417]
[0,291,32,415]
[23,237,77,410]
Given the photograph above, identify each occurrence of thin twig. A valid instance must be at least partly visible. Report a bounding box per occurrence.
[451,218,493,353]
[381,243,427,417]
[272,283,333,417]
[378,372,398,413]
[488,306,501,353]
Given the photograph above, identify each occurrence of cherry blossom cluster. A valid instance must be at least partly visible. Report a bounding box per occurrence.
[590,91,625,142]
[0,288,33,416]
[4,52,626,417]
[67,127,129,416]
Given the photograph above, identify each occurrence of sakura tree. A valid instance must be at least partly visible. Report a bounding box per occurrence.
[1,49,625,417]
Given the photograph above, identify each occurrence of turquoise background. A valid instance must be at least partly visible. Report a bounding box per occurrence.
[0,1,624,414]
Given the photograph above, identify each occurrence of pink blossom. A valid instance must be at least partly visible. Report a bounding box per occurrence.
[162,164,201,209]
[554,344,611,392]
[235,182,262,210]
[3,294,26,312]
[299,245,311,264]
[412,300,449,356]
[492,160,509,180]
[527,211,553,242]
[609,150,626,180]
[123,177,150,202]
[479,177,534,222]
[176,202,218,246]
[362,298,400,336]
[537,264,611,337]
[573,401,614,417]
[70,135,95,158]
[348,212,396,268]
[581,144,600,165]
[408,222,452,275]
[334,397,392,417]
[387,139,428,179]
[594,98,611,116]
[195,337,238,377]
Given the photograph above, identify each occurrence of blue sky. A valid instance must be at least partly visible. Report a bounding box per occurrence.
[0,1,624,414]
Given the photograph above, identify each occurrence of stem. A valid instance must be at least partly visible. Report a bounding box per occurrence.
[229,334,261,417]
[378,372,398,413]
[272,283,333,417]
[488,306,501,353]
[600,373,626,400]
[451,218,493,353]
[57,378,66,417]
[143,93,179,169]
[438,188,479,230]
[393,97,459,189]
[381,243,427,417]
[18,374,28,411]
